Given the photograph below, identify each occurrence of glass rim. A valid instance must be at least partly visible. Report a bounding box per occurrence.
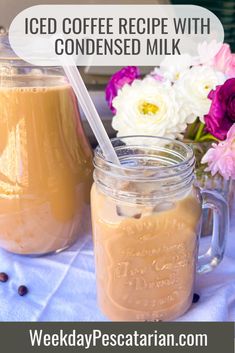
[94,135,195,173]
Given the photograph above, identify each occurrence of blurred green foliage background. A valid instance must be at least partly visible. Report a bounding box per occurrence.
[171,0,235,51]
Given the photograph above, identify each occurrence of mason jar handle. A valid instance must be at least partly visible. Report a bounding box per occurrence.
[197,190,229,274]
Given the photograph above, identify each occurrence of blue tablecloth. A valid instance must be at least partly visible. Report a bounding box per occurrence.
[0,203,234,322]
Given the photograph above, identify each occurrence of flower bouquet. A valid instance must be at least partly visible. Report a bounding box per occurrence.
[105,42,235,211]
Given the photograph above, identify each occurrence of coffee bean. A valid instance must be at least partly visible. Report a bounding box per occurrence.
[18,285,28,296]
[0,272,8,283]
[192,293,200,303]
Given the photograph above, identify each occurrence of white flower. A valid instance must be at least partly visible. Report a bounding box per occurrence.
[196,40,223,66]
[175,65,226,122]
[151,54,193,83]
[112,77,190,142]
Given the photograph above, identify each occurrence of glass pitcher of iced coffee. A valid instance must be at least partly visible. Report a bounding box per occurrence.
[0,35,93,255]
[91,136,229,321]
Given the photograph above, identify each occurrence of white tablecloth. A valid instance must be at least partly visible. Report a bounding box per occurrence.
[0,203,234,322]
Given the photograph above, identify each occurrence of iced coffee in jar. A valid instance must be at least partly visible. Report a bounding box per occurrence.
[91,136,228,321]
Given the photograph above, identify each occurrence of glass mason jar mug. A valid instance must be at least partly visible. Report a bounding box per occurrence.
[0,35,93,255]
[91,136,229,321]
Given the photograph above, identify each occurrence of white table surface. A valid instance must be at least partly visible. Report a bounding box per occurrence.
[0,202,234,322]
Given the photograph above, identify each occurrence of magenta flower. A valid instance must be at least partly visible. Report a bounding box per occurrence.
[201,124,235,180]
[105,66,140,113]
[204,78,235,140]
[213,43,235,78]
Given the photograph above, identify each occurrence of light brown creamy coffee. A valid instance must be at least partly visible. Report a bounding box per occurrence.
[0,75,93,254]
[91,184,202,321]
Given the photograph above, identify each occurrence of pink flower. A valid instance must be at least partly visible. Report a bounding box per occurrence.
[201,124,235,180]
[150,71,164,82]
[213,43,235,78]
[105,66,140,113]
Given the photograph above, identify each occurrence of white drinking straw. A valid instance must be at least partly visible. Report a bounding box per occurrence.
[62,58,120,165]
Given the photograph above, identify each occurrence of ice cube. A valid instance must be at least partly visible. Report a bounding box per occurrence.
[116,205,142,219]
[152,202,175,213]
